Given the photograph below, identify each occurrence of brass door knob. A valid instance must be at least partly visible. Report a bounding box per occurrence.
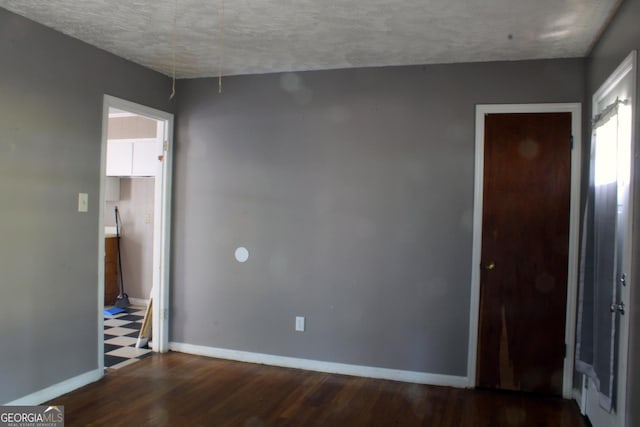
[483,261,496,270]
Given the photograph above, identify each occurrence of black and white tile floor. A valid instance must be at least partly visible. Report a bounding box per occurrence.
[104,305,153,370]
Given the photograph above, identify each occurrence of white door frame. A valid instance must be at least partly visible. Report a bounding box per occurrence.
[467,103,582,399]
[97,95,174,372]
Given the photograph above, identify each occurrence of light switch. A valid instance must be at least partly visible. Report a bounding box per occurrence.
[295,316,305,332]
[78,193,88,212]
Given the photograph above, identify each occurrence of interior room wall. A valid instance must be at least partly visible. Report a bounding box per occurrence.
[0,7,172,403]
[115,177,155,301]
[105,200,118,227]
[108,115,157,139]
[171,58,584,376]
[584,0,640,424]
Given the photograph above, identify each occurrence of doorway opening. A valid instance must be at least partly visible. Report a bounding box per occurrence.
[468,103,582,398]
[98,95,173,372]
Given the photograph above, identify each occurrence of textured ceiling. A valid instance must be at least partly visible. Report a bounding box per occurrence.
[0,0,620,78]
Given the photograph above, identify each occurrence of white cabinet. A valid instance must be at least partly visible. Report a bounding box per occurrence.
[132,140,163,176]
[106,138,162,177]
[106,140,133,176]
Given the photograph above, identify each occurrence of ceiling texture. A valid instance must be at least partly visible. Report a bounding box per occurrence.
[0,0,621,78]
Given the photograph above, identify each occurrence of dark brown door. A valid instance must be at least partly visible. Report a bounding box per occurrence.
[476,112,571,395]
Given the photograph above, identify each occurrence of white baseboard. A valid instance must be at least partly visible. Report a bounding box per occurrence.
[128,297,149,307]
[170,342,468,388]
[5,369,102,405]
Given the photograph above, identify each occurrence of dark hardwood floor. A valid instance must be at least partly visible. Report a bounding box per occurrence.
[49,352,586,426]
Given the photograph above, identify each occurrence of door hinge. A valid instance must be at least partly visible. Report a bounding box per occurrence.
[163,140,169,152]
[570,135,574,150]
[563,343,567,358]
[610,301,625,315]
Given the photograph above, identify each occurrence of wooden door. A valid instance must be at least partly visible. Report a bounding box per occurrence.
[476,112,571,395]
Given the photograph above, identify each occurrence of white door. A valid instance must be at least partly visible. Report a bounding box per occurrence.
[584,51,636,427]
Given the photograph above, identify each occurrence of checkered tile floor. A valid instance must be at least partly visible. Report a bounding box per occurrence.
[104,305,153,370]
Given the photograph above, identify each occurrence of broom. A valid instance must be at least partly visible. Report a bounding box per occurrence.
[113,206,130,308]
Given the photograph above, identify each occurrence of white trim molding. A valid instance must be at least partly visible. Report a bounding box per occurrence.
[170,342,469,388]
[5,369,102,405]
[468,103,582,399]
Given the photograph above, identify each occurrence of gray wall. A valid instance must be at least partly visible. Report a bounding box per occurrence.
[0,7,172,403]
[585,0,640,424]
[172,59,584,376]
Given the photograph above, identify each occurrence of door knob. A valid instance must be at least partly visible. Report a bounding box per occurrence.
[483,261,496,271]
[610,302,625,315]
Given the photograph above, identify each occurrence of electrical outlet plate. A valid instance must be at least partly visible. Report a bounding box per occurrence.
[295,316,305,332]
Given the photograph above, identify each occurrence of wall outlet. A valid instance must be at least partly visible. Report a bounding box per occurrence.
[295,316,305,332]
[78,193,88,212]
